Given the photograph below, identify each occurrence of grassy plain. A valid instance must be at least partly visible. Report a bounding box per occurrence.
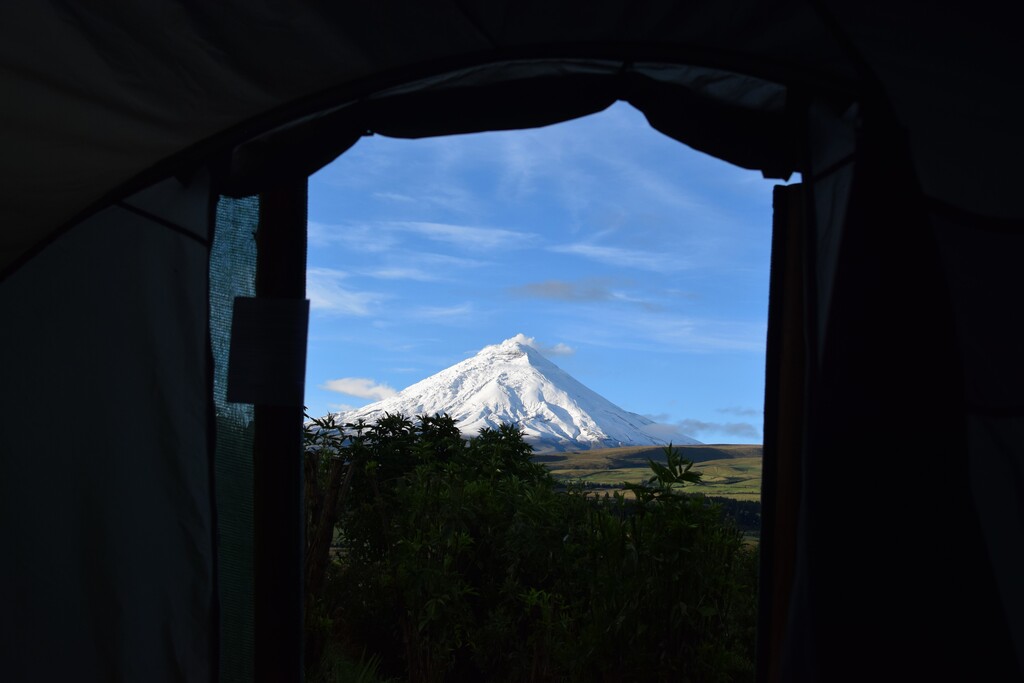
[535,443,763,501]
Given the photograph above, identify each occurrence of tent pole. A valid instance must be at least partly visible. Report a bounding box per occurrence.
[253,181,307,683]
[758,183,806,683]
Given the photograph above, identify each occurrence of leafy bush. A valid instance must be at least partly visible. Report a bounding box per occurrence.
[304,413,757,682]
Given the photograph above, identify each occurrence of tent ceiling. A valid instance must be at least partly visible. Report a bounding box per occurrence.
[3,1,1021,276]
[222,59,804,198]
[2,1,850,276]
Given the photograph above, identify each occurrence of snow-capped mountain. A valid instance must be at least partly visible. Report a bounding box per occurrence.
[333,335,701,452]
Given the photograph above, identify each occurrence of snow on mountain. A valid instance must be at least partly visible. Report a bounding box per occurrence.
[332,335,701,452]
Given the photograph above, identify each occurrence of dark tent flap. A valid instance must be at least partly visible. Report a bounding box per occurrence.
[227,297,310,407]
[223,59,799,195]
[625,68,798,179]
[221,63,621,196]
[0,173,216,681]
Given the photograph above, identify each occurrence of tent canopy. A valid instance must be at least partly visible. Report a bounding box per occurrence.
[4,2,1021,274]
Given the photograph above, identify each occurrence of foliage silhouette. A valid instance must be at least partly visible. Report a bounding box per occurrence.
[304,413,757,682]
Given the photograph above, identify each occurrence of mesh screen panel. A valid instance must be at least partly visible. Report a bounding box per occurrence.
[211,196,259,682]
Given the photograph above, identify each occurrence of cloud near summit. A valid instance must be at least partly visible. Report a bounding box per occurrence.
[508,333,575,357]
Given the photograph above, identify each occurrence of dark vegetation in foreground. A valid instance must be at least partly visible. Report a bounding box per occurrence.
[304,412,759,683]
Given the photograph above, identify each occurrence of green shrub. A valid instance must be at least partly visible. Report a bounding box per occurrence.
[306,413,757,682]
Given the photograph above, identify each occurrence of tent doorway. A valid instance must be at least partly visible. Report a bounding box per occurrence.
[247,101,801,681]
[210,61,823,683]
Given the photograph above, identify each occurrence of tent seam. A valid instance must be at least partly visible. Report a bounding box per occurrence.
[116,201,212,248]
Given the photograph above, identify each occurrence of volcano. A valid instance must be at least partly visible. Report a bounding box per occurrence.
[334,335,700,452]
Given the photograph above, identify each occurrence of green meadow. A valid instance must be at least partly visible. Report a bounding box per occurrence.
[536,443,763,501]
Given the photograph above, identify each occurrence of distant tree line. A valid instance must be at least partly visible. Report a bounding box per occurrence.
[554,485,762,535]
[303,412,758,683]
[704,497,762,534]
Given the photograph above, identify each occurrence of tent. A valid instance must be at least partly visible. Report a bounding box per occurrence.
[2,3,1021,681]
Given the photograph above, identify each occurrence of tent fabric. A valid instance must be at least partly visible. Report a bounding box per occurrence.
[0,173,217,681]
[786,116,1019,679]
[3,2,1023,682]
[223,60,800,199]
[804,99,858,354]
[933,211,1024,666]
[2,0,853,273]
[4,2,1021,275]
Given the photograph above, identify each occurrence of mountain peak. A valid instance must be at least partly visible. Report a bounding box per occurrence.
[335,336,701,452]
[479,334,543,358]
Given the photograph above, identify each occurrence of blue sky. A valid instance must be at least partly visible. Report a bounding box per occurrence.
[304,102,791,444]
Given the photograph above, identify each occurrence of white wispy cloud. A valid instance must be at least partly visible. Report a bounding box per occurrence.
[363,266,444,282]
[496,133,550,199]
[356,253,491,282]
[549,243,686,273]
[410,252,491,269]
[310,219,534,255]
[419,185,482,216]
[397,221,536,251]
[546,343,575,356]
[509,278,661,310]
[320,378,398,400]
[306,267,386,316]
[413,302,476,320]
[307,220,397,252]
[561,310,766,354]
[371,191,416,203]
[644,316,766,352]
[506,333,577,357]
[602,153,706,212]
